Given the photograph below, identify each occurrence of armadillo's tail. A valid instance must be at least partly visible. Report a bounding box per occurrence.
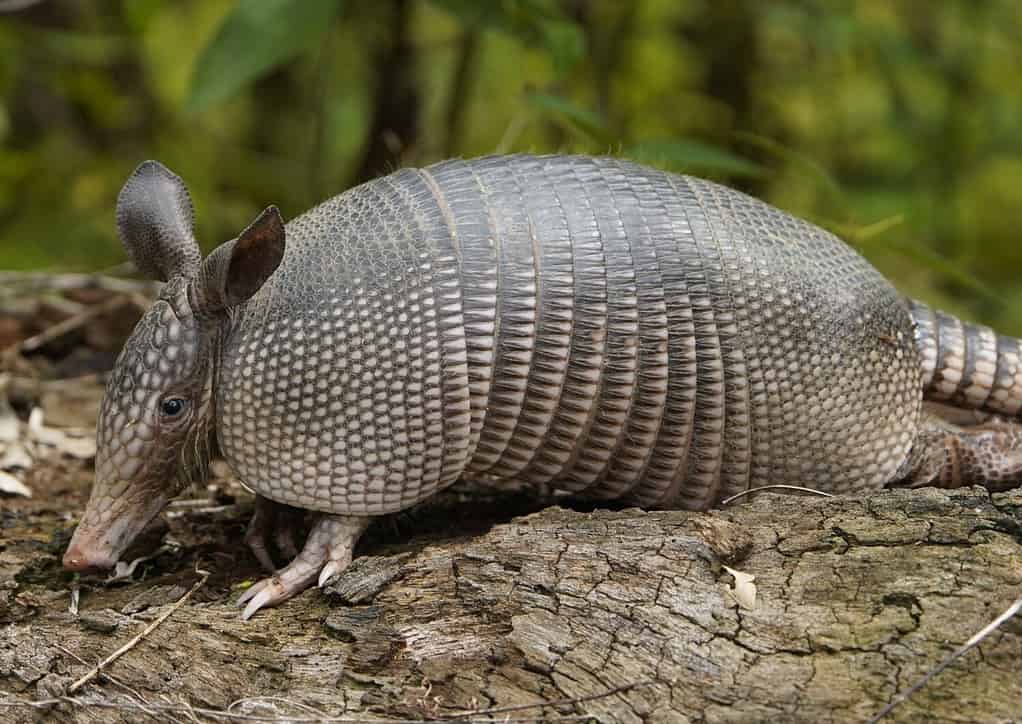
[909,299,1022,417]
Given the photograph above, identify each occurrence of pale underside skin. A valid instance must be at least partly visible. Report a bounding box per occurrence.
[70,155,1022,618]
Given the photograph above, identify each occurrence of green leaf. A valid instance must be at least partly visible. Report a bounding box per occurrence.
[628,139,765,178]
[539,19,585,77]
[430,0,584,76]
[187,0,341,113]
[527,93,613,146]
[734,131,844,201]
[839,214,906,244]
[428,0,496,28]
[888,239,1000,306]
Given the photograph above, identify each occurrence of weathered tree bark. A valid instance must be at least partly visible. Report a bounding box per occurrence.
[1,484,1020,723]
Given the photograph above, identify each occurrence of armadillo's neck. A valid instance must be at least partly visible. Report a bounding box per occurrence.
[210,310,230,413]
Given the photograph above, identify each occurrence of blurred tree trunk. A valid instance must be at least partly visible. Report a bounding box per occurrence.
[569,0,637,127]
[682,0,762,192]
[442,29,480,158]
[686,0,755,125]
[353,0,420,184]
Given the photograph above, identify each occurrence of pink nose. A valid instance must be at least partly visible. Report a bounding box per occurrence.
[62,544,116,572]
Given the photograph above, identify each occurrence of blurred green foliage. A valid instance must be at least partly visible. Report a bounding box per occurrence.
[2,0,1022,333]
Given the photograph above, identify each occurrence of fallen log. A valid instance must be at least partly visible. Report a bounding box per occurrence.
[1,486,1020,722]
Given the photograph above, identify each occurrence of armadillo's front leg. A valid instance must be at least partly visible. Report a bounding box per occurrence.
[237,514,370,620]
[895,413,1022,492]
[244,496,304,573]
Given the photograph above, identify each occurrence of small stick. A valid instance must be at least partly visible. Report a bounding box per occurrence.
[227,695,333,719]
[56,644,172,723]
[720,484,834,506]
[868,595,1022,722]
[14,295,134,354]
[0,269,153,296]
[67,570,210,694]
[165,505,235,519]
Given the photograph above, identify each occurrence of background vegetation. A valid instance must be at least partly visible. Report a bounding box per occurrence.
[2,0,1022,333]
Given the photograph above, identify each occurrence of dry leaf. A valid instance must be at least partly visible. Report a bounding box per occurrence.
[0,413,17,444]
[24,407,96,458]
[723,565,757,609]
[109,557,146,581]
[1,442,33,470]
[27,408,68,447]
[27,407,44,431]
[58,433,97,459]
[0,470,32,497]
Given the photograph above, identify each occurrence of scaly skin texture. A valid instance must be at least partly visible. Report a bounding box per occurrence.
[62,277,215,570]
[220,156,920,513]
[63,162,285,575]
[66,154,1022,618]
[911,298,1022,414]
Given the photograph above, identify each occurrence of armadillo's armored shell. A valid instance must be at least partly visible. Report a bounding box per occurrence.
[217,169,472,514]
[216,155,921,515]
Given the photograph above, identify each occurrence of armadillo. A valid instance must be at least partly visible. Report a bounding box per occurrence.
[63,154,1022,619]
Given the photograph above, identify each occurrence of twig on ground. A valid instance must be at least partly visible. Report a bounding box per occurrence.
[14,295,138,355]
[869,595,1022,722]
[228,695,334,720]
[55,644,173,723]
[165,504,236,520]
[67,569,211,694]
[720,484,835,506]
[0,270,155,297]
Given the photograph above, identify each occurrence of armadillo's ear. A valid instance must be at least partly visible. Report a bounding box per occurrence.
[116,161,201,282]
[195,206,285,313]
[222,205,285,307]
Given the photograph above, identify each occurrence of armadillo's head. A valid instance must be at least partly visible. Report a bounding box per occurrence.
[63,161,285,573]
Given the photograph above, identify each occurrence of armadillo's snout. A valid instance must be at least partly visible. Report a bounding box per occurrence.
[63,481,172,574]
[62,543,117,572]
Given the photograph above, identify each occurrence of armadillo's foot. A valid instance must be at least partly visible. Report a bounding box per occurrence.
[244,496,305,573]
[894,412,1022,492]
[236,514,370,620]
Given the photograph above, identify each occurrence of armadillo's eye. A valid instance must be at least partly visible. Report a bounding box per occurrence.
[160,397,187,418]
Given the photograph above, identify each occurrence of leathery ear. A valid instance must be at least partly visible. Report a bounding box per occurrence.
[195,206,285,313]
[117,161,202,281]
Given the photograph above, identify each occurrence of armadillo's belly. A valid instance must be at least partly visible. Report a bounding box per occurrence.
[217,154,922,517]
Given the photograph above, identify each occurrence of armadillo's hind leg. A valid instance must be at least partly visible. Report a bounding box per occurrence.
[244,496,305,573]
[892,413,1022,493]
[237,514,370,620]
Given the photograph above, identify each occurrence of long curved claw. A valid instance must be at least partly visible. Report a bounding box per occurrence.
[240,570,315,620]
[318,559,345,588]
[236,577,272,607]
[235,514,370,620]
